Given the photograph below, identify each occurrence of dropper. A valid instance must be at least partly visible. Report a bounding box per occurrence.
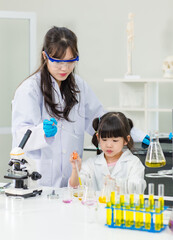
[73,151,82,186]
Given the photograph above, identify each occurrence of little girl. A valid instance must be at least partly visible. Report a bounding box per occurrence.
[69,112,146,191]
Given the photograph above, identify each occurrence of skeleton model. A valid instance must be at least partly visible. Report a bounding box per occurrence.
[126,12,134,76]
[162,56,173,78]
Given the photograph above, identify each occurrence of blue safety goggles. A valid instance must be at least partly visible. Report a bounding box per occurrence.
[44,51,79,63]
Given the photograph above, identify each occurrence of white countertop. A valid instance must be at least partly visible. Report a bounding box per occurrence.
[0,187,172,240]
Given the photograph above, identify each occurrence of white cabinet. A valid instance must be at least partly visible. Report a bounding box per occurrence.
[104,78,173,133]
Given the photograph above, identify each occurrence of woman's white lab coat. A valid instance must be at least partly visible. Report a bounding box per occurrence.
[12,72,105,187]
[12,72,145,188]
[80,149,146,191]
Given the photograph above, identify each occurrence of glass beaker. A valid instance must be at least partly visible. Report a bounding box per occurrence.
[99,176,116,203]
[145,131,166,168]
[62,187,73,203]
[169,210,173,232]
[82,177,96,206]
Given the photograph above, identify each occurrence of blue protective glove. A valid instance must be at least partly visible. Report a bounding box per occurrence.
[169,132,172,140]
[141,134,150,149]
[43,118,58,137]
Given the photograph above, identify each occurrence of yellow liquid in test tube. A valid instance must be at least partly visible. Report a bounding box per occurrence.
[158,184,164,228]
[155,207,161,231]
[139,194,144,208]
[115,203,122,226]
[120,195,125,224]
[139,194,144,226]
[159,197,164,228]
[130,194,134,207]
[135,205,140,228]
[111,192,115,205]
[106,202,112,225]
[159,197,164,210]
[145,206,151,230]
[129,194,134,225]
[125,205,131,227]
[149,195,154,209]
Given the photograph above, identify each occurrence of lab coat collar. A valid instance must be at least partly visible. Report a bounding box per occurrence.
[110,149,130,176]
[50,75,59,89]
[95,152,107,165]
[50,75,64,104]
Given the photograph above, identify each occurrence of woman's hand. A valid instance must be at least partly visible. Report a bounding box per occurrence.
[43,118,58,137]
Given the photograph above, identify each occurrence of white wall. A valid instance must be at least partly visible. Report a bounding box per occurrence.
[0,0,173,168]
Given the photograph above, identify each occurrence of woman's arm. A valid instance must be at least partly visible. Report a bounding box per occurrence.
[12,78,53,151]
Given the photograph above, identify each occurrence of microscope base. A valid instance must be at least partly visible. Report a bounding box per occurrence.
[5,187,42,198]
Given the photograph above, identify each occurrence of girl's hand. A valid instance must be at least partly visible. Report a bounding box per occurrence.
[70,152,82,170]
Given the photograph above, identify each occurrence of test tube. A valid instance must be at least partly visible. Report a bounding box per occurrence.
[115,203,122,226]
[119,179,126,206]
[155,200,161,231]
[158,184,164,228]
[128,181,135,208]
[119,179,127,224]
[128,181,135,226]
[106,201,112,225]
[158,184,164,210]
[73,152,82,186]
[125,198,131,228]
[136,180,145,209]
[135,200,141,228]
[145,199,151,230]
[110,191,116,224]
[148,183,154,209]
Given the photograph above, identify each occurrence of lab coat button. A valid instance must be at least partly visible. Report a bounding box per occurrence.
[62,149,66,154]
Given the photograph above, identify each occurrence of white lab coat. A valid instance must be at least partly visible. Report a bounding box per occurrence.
[12,72,105,187]
[12,72,146,188]
[80,149,146,191]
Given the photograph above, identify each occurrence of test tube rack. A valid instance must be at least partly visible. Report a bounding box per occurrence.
[105,204,168,233]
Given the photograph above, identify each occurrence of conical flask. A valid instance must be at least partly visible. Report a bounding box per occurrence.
[145,131,166,168]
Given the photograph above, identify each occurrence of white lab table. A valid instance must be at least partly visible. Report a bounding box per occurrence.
[0,187,172,240]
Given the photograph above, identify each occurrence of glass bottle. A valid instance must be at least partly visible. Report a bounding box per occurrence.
[145,131,166,168]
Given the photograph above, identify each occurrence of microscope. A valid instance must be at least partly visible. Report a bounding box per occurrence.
[4,129,42,198]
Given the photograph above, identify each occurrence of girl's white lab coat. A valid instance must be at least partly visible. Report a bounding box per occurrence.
[12,72,145,188]
[80,149,145,191]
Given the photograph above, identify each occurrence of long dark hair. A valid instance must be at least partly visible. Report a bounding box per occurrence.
[34,26,80,121]
[92,112,134,155]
